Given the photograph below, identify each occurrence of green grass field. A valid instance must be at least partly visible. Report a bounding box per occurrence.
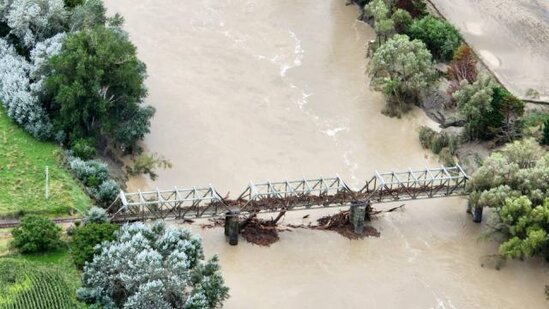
[0,108,91,218]
[0,252,82,309]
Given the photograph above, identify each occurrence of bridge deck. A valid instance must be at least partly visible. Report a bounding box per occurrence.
[109,165,468,221]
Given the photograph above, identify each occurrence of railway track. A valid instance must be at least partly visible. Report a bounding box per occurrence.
[0,217,80,229]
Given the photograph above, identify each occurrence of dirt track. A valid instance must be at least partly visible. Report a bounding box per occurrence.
[430,0,549,101]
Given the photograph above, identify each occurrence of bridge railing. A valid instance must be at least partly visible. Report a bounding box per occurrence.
[236,177,354,212]
[111,165,468,221]
[360,165,468,202]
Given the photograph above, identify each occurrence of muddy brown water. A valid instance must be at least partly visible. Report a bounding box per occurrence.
[104,0,548,307]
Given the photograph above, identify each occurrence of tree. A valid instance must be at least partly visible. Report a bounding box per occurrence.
[71,222,118,269]
[77,221,229,308]
[68,0,106,31]
[1,0,68,50]
[468,139,549,261]
[454,74,495,140]
[392,8,412,34]
[447,44,477,86]
[0,38,53,139]
[45,26,155,153]
[407,15,461,61]
[11,215,62,253]
[369,34,437,115]
[365,0,394,44]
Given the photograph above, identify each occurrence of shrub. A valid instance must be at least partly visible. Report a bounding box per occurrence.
[68,0,107,31]
[70,222,118,269]
[407,15,461,61]
[439,148,455,166]
[83,206,108,224]
[68,156,109,187]
[11,215,62,253]
[448,44,478,84]
[418,126,436,148]
[70,138,96,160]
[77,221,229,308]
[369,34,437,114]
[95,179,120,206]
[392,8,412,33]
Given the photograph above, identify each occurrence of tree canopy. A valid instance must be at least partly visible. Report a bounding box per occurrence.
[45,25,154,152]
[369,34,437,113]
[468,139,549,261]
[77,221,229,308]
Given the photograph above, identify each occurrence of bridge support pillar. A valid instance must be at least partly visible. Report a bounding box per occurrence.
[349,201,366,234]
[225,210,240,245]
[472,205,483,223]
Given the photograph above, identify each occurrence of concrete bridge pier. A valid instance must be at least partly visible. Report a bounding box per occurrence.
[472,205,483,223]
[224,210,240,245]
[349,201,366,234]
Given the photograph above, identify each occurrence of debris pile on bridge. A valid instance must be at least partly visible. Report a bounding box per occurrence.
[315,207,380,239]
[240,218,280,246]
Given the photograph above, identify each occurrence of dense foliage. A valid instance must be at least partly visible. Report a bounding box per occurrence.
[45,25,154,152]
[454,75,524,141]
[71,222,118,269]
[1,0,153,155]
[11,215,62,253]
[407,15,461,61]
[394,0,427,18]
[418,126,457,164]
[365,0,394,43]
[468,139,549,261]
[77,221,229,308]
[542,119,549,145]
[67,154,120,206]
[0,259,76,308]
[369,34,437,115]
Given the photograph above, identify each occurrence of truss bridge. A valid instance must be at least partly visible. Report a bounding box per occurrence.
[109,165,469,222]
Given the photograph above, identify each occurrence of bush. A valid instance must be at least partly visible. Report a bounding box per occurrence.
[392,9,412,33]
[77,221,229,308]
[418,126,436,148]
[68,156,109,187]
[448,44,478,84]
[70,222,118,269]
[83,206,108,224]
[95,180,120,206]
[11,215,62,253]
[70,138,96,160]
[407,15,461,61]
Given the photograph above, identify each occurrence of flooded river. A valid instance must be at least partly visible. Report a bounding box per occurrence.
[104,0,548,307]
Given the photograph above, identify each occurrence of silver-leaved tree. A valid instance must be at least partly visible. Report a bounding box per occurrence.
[77,221,229,309]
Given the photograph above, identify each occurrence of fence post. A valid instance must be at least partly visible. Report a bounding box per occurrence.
[45,166,49,199]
